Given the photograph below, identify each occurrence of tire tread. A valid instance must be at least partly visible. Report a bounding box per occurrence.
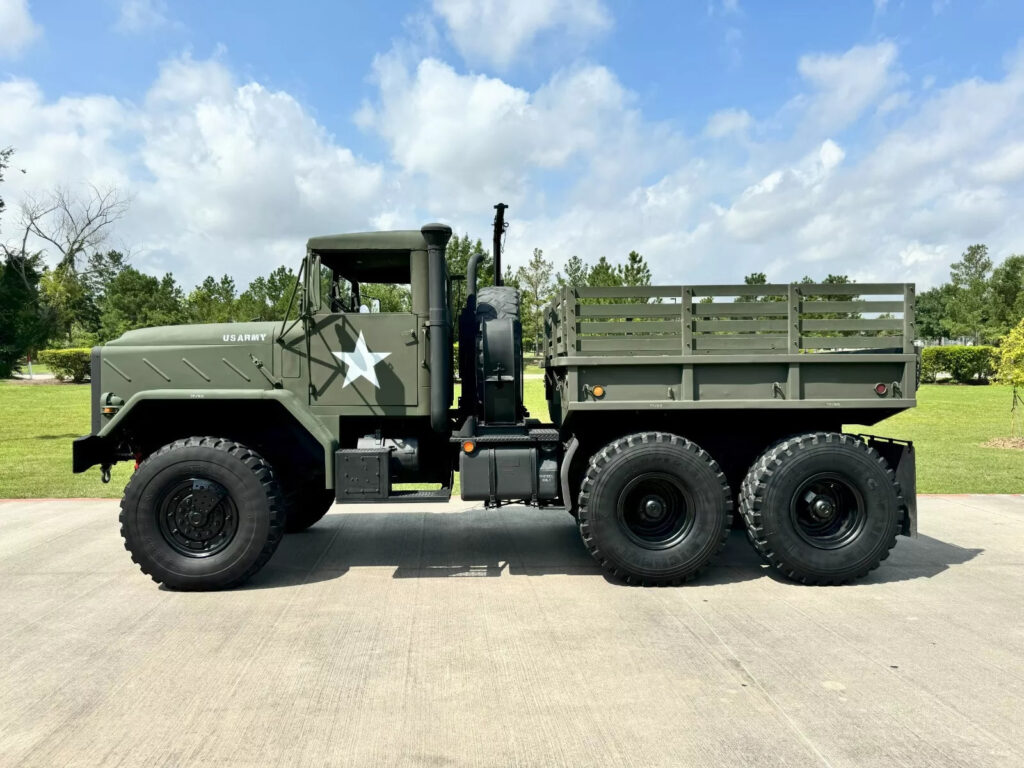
[577,431,732,586]
[119,436,286,590]
[738,432,904,585]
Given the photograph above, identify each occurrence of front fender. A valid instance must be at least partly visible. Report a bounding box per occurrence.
[73,389,337,481]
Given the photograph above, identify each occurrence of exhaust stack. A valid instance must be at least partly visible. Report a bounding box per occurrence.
[421,223,453,433]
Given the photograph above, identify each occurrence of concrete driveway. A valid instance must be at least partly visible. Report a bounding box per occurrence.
[1,495,1022,767]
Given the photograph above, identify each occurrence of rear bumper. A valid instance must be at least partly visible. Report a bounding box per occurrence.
[72,435,108,474]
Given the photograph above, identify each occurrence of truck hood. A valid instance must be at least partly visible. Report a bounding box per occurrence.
[105,322,280,347]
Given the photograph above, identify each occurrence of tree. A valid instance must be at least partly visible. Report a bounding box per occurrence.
[737,271,785,304]
[916,284,954,342]
[989,254,1024,337]
[997,317,1024,438]
[587,256,621,288]
[83,250,129,299]
[0,252,55,376]
[947,244,993,343]
[235,266,300,321]
[99,268,185,341]
[360,283,412,313]
[187,275,238,324]
[618,250,652,287]
[40,262,97,345]
[0,146,12,233]
[2,186,129,346]
[556,255,590,288]
[11,186,128,273]
[502,265,519,288]
[446,233,493,287]
[515,248,555,354]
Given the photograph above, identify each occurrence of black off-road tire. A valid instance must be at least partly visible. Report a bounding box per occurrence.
[739,432,903,585]
[578,432,732,585]
[283,487,335,533]
[119,436,286,590]
[475,286,520,323]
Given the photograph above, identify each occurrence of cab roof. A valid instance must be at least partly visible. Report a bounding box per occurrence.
[306,230,427,254]
[306,230,426,284]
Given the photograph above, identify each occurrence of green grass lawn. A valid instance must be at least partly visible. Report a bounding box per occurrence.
[13,363,51,376]
[846,384,1022,494]
[0,381,134,498]
[0,380,1019,498]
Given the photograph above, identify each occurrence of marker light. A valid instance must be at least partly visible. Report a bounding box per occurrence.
[874,383,888,397]
[592,385,605,398]
[463,441,476,453]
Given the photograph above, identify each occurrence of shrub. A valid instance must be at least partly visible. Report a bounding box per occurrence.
[920,348,940,383]
[38,348,92,383]
[920,345,998,384]
[997,318,1024,387]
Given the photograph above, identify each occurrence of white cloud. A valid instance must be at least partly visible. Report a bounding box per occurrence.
[6,37,1024,296]
[0,78,132,190]
[115,0,170,33]
[797,41,900,130]
[357,54,654,213]
[704,108,751,138]
[0,0,41,58]
[431,0,611,69]
[2,54,386,285]
[707,0,741,16]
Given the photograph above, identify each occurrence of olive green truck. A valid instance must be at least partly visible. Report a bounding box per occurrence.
[74,217,919,590]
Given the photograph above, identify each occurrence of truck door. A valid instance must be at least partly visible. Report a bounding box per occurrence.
[308,313,419,407]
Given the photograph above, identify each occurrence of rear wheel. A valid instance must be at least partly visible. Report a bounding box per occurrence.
[119,436,285,590]
[740,432,903,584]
[578,432,732,585]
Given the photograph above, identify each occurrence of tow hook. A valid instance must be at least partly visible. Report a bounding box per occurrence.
[101,464,112,484]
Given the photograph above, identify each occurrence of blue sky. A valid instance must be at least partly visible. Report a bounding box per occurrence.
[3,0,1024,289]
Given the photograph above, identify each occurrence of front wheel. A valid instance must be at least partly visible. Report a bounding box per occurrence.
[119,437,286,590]
[577,432,732,585]
[283,486,335,533]
[739,432,903,584]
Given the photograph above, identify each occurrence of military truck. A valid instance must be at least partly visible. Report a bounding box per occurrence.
[73,209,919,589]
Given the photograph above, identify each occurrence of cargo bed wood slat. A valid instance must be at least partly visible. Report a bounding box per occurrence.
[541,282,917,413]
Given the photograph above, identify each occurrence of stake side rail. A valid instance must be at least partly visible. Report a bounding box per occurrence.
[542,283,917,409]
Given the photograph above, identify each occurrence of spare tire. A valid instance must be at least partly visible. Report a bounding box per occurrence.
[475,286,520,323]
[474,286,523,424]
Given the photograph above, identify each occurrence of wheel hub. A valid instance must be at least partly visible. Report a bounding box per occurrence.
[804,490,837,520]
[158,478,238,558]
[641,495,665,521]
[791,474,865,549]
[616,473,694,550]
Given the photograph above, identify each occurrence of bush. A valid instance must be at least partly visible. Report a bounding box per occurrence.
[997,318,1024,387]
[920,345,998,384]
[38,348,92,382]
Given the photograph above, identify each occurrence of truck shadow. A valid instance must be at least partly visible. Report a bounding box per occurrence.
[245,506,982,590]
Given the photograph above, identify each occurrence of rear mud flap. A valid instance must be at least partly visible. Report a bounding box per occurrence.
[858,434,917,537]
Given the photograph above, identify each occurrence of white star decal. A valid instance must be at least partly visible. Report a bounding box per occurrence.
[333,331,391,389]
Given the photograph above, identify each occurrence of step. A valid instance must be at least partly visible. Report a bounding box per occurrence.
[385,488,452,503]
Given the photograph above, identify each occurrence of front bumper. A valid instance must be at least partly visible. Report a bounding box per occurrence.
[72,435,108,474]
